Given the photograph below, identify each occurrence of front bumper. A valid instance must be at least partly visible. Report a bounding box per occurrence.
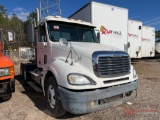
[58,79,139,114]
[0,79,15,97]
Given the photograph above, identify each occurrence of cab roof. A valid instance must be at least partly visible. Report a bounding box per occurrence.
[39,16,96,27]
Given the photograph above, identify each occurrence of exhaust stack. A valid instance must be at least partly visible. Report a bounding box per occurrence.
[35,7,40,22]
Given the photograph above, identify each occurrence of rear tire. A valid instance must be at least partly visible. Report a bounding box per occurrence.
[45,76,66,118]
[23,63,37,82]
[20,63,29,83]
[23,65,28,82]
[2,94,12,101]
[20,63,24,79]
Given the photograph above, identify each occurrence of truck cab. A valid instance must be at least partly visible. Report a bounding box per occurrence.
[21,15,139,118]
[0,32,15,101]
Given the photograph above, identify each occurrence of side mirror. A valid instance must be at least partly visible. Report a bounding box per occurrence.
[8,32,15,43]
[27,23,34,43]
[0,30,16,46]
[59,38,68,47]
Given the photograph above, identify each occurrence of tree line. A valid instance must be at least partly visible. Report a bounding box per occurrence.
[156,30,160,38]
[0,5,36,50]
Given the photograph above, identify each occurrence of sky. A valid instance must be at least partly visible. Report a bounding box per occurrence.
[0,0,160,30]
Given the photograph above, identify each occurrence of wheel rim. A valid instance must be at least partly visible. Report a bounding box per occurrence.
[47,85,56,108]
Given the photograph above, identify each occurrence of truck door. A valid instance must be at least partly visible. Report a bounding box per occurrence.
[36,23,47,68]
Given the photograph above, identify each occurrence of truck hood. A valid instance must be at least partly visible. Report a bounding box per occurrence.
[68,42,121,58]
[0,56,14,68]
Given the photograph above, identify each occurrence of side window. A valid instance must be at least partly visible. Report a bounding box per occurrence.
[33,29,37,46]
[39,25,46,42]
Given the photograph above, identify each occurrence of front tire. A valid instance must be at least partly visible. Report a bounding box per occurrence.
[45,76,66,118]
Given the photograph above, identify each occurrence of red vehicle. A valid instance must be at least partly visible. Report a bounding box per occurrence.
[0,31,15,101]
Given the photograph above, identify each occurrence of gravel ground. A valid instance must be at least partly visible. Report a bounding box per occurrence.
[0,60,159,120]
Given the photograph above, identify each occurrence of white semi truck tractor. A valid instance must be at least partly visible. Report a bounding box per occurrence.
[20,8,139,118]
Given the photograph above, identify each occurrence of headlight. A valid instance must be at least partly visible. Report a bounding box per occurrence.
[0,68,10,77]
[133,67,138,79]
[67,74,96,85]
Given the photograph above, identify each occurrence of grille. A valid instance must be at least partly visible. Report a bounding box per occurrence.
[98,56,130,77]
[92,51,131,78]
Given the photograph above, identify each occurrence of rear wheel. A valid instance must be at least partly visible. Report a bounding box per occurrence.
[22,63,37,82]
[2,94,12,101]
[23,66,28,82]
[20,63,29,82]
[20,63,24,79]
[45,76,66,118]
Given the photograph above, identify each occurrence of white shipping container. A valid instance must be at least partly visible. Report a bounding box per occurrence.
[69,1,128,51]
[128,20,142,58]
[141,26,155,57]
[155,39,160,54]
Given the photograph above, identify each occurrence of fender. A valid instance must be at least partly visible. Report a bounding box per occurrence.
[41,57,102,95]
[0,56,14,81]
[40,58,76,95]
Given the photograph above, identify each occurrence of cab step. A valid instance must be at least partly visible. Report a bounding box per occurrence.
[27,81,42,92]
[29,71,40,77]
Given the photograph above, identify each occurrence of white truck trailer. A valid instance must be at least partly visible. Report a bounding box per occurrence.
[128,20,142,58]
[141,26,155,57]
[155,39,160,54]
[20,8,139,118]
[69,1,129,51]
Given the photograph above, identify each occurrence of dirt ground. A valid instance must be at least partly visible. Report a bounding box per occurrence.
[0,60,159,120]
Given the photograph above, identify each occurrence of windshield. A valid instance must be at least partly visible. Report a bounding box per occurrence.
[47,21,98,43]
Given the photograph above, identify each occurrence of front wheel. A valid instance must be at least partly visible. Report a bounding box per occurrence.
[45,76,66,118]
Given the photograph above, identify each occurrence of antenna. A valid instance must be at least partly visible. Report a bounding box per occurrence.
[40,0,61,18]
